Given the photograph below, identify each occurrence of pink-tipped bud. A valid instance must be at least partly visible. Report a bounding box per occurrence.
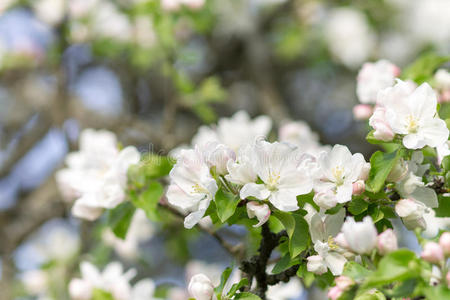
[377,229,398,255]
[335,276,354,291]
[328,286,343,300]
[313,190,338,209]
[421,242,444,264]
[352,180,365,196]
[446,271,450,288]
[246,201,271,227]
[353,104,373,120]
[334,233,349,249]
[439,232,450,256]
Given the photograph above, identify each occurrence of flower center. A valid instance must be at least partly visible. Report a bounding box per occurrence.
[332,166,345,186]
[267,172,281,191]
[405,114,419,133]
[192,183,208,194]
[328,236,338,250]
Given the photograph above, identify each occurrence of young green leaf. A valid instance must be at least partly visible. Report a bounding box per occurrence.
[366,150,402,193]
[234,292,262,300]
[215,267,232,300]
[226,278,249,298]
[107,202,136,240]
[130,181,164,221]
[273,211,309,258]
[215,188,240,223]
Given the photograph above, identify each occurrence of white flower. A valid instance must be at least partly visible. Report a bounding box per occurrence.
[278,121,330,156]
[356,60,400,104]
[22,270,48,295]
[188,274,215,300]
[324,8,376,69]
[56,129,140,221]
[266,278,303,300]
[303,204,347,275]
[246,201,271,227]
[102,209,154,260]
[368,106,395,142]
[69,262,158,300]
[226,143,258,185]
[92,2,132,42]
[313,145,367,206]
[384,82,449,149]
[166,147,218,229]
[435,69,450,91]
[240,141,314,212]
[396,152,438,209]
[33,0,65,25]
[313,190,338,210]
[377,229,398,255]
[437,141,450,165]
[202,142,236,175]
[192,110,272,152]
[341,216,377,254]
[395,199,427,230]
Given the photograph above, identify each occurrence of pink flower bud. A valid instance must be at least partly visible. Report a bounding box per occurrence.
[421,242,444,264]
[369,106,395,142]
[246,201,271,227]
[334,233,349,249]
[353,104,373,120]
[328,286,343,300]
[313,190,338,209]
[439,232,450,256]
[306,255,327,275]
[335,276,354,291]
[188,274,214,300]
[358,163,371,181]
[377,229,398,255]
[446,271,450,288]
[352,180,365,196]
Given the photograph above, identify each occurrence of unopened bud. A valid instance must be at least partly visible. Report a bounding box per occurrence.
[439,232,450,256]
[352,180,365,196]
[328,286,343,300]
[188,274,214,300]
[335,276,354,291]
[421,242,444,264]
[377,229,398,255]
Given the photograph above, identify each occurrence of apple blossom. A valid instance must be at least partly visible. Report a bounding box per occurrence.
[421,242,444,264]
[324,8,375,69]
[356,59,400,104]
[202,142,236,175]
[313,144,367,206]
[188,274,215,300]
[436,141,450,165]
[278,121,330,156]
[368,106,395,142]
[386,158,409,183]
[240,140,313,212]
[435,69,450,102]
[304,204,347,275]
[306,255,328,275]
[327,286,343,300]
[313,190,338,210]
[353,104,373,120]
[226,143,258,185]
[56,129,140,221]
[192,110,272,152]
[167,147,218,229]
[246,201,271,227]
[383,82,449,149]
[334,232,349,249]
[22,270,48,295]
[342,216,377,254]
[69,278,92,300]
[352,180,365,196]
[439,232,450,256]
[395,199,427,230]
[377,229,398,255]
[335,276,354,291]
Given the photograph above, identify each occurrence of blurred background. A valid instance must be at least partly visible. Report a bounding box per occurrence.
[0,0,449,299]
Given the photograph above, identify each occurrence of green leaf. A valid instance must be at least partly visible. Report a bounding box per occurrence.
[273,211,310,258]
[130,181,164,221]
[423,285,450,300]
[296,264,315,287]
[271,254,300,274]
[401,52,450,84]
[343,261,371,281]
[107,202,136,240]
[128,155,174,186]
[364,249,420,287]
[234,292,262,300]
[92,289,114,300]
[226,278,249,298]
[215,267,232,300]
[435,194,450,217]
[348,198,369,215]
[215,188,240,223]
[366,150,402,193]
